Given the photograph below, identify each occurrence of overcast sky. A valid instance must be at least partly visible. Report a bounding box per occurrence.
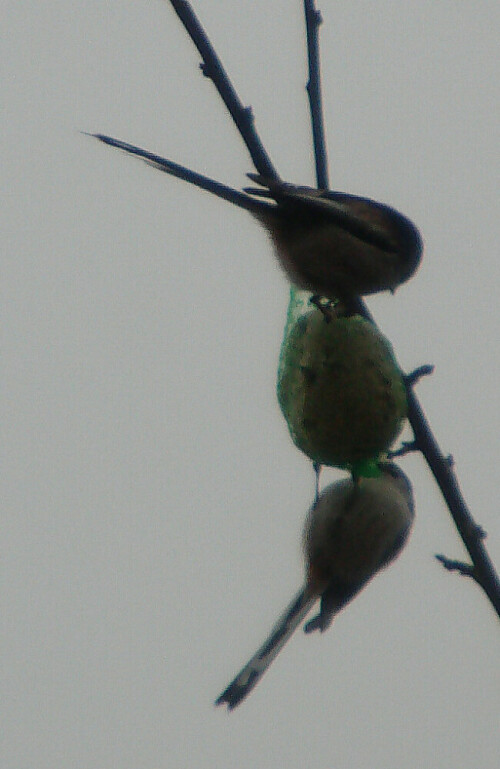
[4,1,499,767]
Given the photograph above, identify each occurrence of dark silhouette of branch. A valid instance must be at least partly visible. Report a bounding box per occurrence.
[304,0,329,189]
[388,441,419,460]
[168,0,278,180]
[435,555,477,580]
[164,0,500,618]
[404,364,435,387]
[404,386,500,614]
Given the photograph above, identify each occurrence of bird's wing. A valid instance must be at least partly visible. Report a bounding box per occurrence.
[244,176,398,252]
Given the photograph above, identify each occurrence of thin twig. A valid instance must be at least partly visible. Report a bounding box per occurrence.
[167,0,278,180]
[406,380,500,613]
[404,364,435,387]
[388,441,419,459]
[435,555,476,580]
[165,0,500,619]
[304,1,329,189]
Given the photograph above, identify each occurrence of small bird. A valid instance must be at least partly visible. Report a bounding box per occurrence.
[90,134,422,300]
[216,462,414,709]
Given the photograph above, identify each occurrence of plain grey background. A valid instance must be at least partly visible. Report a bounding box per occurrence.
[3,1,499,767]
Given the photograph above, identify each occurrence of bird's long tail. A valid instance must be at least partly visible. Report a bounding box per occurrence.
[216,586,317,710]
[88,133,273,217]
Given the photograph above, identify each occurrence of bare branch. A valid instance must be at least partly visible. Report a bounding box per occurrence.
[304,1,329,189]
[406,381,500,615]
[167,0,278,180]
[344,296,500,614]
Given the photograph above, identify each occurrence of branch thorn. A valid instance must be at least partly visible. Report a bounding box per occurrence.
[404,364,434,387]
[435,554,476,579]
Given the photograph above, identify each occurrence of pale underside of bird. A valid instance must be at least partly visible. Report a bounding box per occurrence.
[216,462,415,709]
[90,133,422,301]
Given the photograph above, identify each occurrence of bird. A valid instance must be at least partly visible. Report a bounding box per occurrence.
[216,462,414,709]
[89,133,422,301]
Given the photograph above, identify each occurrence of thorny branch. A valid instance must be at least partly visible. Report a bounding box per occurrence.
[164,1,500,618]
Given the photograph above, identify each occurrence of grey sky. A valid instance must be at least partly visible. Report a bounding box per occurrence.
[3,1,499,767]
